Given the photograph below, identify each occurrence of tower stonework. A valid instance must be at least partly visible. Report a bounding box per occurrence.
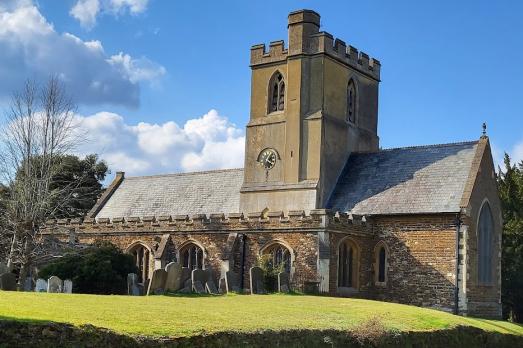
[240,9,381,213]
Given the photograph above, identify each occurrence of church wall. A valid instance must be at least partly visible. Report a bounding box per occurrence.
[460,140,502,318]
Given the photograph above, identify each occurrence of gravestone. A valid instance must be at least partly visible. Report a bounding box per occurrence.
[0,273,17,291]
[225,270,240,293]
[164,262,182,292]
[35,279,48,292]
[180,267,190,285]
[0,262,8,275]
[206,280,219,294]
[23,277,33,292]
[278,272,291,293]
[47,276,63,293]
[147,269,167,295]
[127,273,140,296]
[63,280,73,294]
[249,267,265,294]
[193,280,206,294]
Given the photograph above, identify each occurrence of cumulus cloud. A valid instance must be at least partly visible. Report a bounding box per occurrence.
[512,141,523,165]
[0,1,165,107]
[76,109,245,176]
[70,0,149,28]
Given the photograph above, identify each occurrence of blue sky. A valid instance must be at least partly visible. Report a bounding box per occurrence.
[1,0,522,177]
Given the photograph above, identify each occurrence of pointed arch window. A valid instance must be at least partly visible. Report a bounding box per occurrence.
[263,243,291,274]
[128,243,151,283]
[478,202,494,284]
[181,243,204,270]
[347,79,356,123]
[269,72,285,113]
[338,239,359,288]
[374,242,388,286]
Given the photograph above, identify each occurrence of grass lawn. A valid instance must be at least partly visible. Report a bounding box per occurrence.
[0,291,522,338]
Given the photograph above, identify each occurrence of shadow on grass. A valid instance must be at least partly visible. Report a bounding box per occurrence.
[160,291,306,298]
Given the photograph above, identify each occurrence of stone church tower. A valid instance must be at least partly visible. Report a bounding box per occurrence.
[240,10,381,213]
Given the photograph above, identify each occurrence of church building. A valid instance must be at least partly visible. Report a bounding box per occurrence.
[49,10,502,318]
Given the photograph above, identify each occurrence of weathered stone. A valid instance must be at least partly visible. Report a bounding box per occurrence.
[164,262,182,292]
[206,280,219,294]
[193,280,206,294]
[0,273,17,291]
[147,269,167,295]
[23,277,33,292]
[63,280,73,294]
[47,276,63,293]
[278,272,291,293]
[249,267,265,294]
[35,279,48,292]
[191,269,209,285]
[180,267,191,287]
[225,270,240,293]
[127,273,140,296]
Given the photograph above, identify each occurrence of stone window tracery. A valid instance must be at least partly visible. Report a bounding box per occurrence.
[263,243,291,273]
[181,243,204,270]
[129,243,151,283]
[478,202,494,284]
[269,72,285,113]
[338,239,359,288]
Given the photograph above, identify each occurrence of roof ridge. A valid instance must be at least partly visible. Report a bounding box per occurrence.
[379,140,479,152]
[125,167,244,180]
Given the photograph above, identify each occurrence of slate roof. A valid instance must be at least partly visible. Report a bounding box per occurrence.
[326,141,478,215]
[95,168,244,219]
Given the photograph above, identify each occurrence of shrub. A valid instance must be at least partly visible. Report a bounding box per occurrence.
[39,241,137,294]
[350,316,388,346]
[255,254,284,292]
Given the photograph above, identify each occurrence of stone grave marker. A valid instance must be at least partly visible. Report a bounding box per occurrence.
[35,279,47,292]
[164,262,182,292]
[63,280,73,293]
[23,277,33,292]
[0,273,17,291]
[127,273,140,296]
[225,270,240,293]
[180,267,191,286]
[278,272,291,293]
[147,269,167,295]
[206,279,219,294]
[47,276,63,293]
[249,266,265,294]
[193,280,206,294]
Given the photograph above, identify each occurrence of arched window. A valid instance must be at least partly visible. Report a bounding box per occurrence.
[180,243,204,270]
[347,79,356,123]
[374,242,388,285]
[269,72,285,113]
[263,243,291,273]
[478,202,494,284]
[338,239,359,288]
[128,243,151,283]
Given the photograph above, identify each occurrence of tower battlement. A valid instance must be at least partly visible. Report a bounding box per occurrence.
[250,10,380,80]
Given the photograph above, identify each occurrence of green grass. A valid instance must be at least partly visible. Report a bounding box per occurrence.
[0,291,522,338]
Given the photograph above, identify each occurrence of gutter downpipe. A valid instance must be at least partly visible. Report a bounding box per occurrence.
[454,213,462,315]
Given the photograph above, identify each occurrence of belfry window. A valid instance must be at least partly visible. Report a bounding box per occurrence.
[338,239,358,288]
[181,243,204,270]
[478,202,494,284]
[269,72,285,113]
[347,79,356,123]
[263,243,291,273]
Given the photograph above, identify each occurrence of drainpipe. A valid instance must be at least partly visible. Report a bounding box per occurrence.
[240,234,247,291]
[454,213,462,315]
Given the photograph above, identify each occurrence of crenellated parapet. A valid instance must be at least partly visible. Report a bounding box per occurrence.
[250,9,380,80]
[44,210,372,234]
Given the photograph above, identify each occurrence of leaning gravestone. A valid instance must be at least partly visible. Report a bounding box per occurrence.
[147,269,167,295]
[192,269,211,294]
[193,280,206,294]
[164,262,182,292]
[63,280,73,294]
[47,276,63,293]
[180,267,191,286]
[206,279,219,294]
[249,267,265,294]
[278,272,291,293]
[0,273,17,291]
[35,279,48,292]
[225,270,240,293]
[127,273,140,296]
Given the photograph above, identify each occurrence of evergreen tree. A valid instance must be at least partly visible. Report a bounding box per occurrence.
[497,153,523,322]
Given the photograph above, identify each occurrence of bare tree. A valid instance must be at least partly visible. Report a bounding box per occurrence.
[0,77,80,281]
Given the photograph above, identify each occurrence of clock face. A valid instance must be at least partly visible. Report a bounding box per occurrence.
[259,149,277,170]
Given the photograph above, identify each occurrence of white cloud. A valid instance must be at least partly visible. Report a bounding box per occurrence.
[512,141,523,165]
[76,110,245,176]
[70,0,150,28]
[0,1,165,107]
